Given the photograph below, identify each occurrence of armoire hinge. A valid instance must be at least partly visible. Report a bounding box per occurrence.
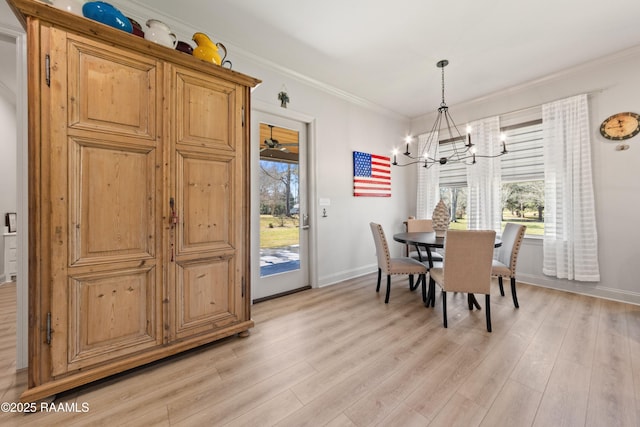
[45,54,50,87]
[46,312,52,345]
[242,106,245,127]
[242,277,245,298]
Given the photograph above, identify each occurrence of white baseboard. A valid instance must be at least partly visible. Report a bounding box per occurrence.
[518,273,640,306]
[318,264,377,288]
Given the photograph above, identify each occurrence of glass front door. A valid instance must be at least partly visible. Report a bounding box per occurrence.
[251,112,308,301]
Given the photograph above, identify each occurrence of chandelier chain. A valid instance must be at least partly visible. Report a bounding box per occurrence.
[441,63,446,107]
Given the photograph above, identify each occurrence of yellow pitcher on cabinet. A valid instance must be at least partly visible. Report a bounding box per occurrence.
[192,32,231,68]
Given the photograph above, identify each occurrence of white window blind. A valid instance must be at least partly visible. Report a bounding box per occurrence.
[501,121,544,182]
[438,141,467,187]
[436,107,543,186]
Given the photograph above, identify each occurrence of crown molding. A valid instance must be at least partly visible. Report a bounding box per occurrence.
[457,44,640,111]
[241,47,407,121]
[110,1,407,121]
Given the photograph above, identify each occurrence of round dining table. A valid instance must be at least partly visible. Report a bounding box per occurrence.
[393,231,502,267]
[393,231,502,309]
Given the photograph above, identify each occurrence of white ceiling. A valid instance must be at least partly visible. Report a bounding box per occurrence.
[134,1,640,117]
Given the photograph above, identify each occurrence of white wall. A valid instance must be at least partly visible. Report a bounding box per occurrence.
[410,46,640,304]
[0,36,17,280]
[0,99,16,211]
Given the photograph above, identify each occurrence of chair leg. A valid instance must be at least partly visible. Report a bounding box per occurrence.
[385,275,391,303]
[442,291,448,328]
[498,276,504,296]
[409,274,416,291]
[485,294,492,333]
[511,277,519,308]
[416,274,424,291]
[421,274,427,303]
[468,294,481,310]
[376,268,381,292]
[425,277,435,307]
[430,278,436,307]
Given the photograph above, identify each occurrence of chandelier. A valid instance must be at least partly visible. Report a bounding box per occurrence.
[392,59,507,168]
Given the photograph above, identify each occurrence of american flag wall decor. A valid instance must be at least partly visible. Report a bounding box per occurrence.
[353,151,391,197]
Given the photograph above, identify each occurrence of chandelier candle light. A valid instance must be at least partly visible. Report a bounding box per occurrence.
[393,59,508,168]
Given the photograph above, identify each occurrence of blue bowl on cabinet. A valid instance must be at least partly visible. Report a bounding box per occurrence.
[82,1,133,33]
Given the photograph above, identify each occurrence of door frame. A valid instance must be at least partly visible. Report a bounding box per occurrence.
[251,100,317,301]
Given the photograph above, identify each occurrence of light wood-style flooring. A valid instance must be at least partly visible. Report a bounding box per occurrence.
[1,275,639,426]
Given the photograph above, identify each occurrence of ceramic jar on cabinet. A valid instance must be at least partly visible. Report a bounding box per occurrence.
[49,0,84,15]
[145,19,177,48]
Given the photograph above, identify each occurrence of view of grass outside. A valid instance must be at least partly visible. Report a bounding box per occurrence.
[260,215,299,248]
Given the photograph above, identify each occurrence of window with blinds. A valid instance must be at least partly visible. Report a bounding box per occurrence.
[436,119,543,186]
[431,109,545,235]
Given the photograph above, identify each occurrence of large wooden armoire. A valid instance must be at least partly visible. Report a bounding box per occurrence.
[7,0,260,402]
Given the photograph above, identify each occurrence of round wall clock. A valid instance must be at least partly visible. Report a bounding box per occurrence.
[599,112,640,140]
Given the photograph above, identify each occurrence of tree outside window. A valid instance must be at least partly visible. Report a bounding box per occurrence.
[438,181,544,235]
[501,181,544,235]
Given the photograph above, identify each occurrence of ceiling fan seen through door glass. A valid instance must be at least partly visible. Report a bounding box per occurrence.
[261,124,298,153]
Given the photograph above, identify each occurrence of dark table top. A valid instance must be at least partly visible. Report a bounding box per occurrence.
[393,231,502,248]
[393,231,445,248]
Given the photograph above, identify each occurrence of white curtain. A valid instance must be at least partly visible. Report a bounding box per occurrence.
[542,94,600,281]
[466,116,502,232]
[416,131,439,218]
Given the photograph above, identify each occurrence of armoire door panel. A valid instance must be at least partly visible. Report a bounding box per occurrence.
[69,137,157,265]
[67,35,158,139]
[172,257,238,340]
[176,152,235,253]
[174,69,236,150]
[53,266,160,375]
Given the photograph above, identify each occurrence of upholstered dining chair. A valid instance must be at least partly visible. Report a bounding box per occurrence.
[492,223,527,308]
[369,222,428,304]
[428,230,496,332]
[405,218,444,263]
